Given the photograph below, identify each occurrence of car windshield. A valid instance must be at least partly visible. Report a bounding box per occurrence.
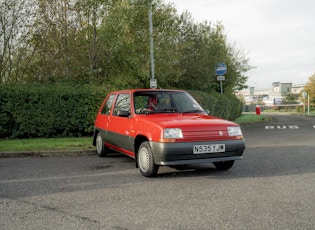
[134,91,205,114]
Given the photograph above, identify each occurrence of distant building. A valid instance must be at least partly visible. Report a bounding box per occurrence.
[237,82,304,106]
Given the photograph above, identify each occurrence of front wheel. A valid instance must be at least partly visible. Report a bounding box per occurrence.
[213,160,235,170]
[96,133,108,157]
[137,142,159,177]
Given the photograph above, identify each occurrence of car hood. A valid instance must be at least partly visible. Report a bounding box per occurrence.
[135,113,241,141]
[137,113,238,128]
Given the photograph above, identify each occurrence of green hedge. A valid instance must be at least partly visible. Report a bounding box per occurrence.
[189,90,243,120]
[0,84,243,138]
[0,84,107,138]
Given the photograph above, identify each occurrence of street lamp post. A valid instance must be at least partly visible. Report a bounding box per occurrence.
[148,0,155,80]
[308,93,310,115]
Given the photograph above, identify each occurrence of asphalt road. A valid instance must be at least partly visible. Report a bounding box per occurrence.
[0,113,314,230]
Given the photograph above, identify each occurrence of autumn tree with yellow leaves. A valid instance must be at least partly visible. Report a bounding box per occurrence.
[303,73,315,108]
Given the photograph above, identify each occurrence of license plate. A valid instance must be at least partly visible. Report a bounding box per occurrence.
[193,144,225,154]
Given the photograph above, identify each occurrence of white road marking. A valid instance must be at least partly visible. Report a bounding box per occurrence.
[265,125,300,129]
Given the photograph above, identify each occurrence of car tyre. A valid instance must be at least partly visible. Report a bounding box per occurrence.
[213,160,235,170]
[96,133,107,157]
[138,142,159,177]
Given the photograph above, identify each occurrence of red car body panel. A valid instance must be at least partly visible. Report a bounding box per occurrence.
[93,89,245,169]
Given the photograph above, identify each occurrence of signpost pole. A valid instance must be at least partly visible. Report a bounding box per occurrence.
[216,75,225,94]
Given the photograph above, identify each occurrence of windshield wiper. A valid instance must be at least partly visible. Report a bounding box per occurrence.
[182,109,204,114]
[149,109,178,114]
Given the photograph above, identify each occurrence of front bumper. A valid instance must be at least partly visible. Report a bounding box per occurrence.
[149,139,245,166]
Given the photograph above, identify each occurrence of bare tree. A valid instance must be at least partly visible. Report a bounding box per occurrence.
[0,0,35,83]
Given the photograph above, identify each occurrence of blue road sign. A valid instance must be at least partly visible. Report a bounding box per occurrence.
[215,63,227,76]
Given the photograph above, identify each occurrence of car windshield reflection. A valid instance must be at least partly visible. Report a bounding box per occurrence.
[134,91,204,114]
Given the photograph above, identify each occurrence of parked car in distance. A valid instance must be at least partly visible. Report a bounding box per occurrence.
[93,89,245,177]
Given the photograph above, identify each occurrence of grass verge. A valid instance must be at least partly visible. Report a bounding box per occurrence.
[234,113,270,125]
[0,137,94,152]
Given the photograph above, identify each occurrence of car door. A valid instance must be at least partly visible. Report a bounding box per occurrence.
[106,93,135,157]
[95,94,116,142]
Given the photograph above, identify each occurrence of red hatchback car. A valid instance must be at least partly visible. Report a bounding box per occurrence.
[93,89,245,177]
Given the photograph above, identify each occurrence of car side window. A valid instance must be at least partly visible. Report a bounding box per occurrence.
[113,94,130,116]
[101,94,115,115]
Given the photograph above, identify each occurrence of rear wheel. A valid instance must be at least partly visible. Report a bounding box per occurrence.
[137,142,159,177]
[213,160,235,170]
[96,133,107,157]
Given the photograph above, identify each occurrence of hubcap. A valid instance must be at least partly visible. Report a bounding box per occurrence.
[96,135,102,153]
[139,147,149,172]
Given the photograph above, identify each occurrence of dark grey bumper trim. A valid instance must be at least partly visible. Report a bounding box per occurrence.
[158,156,243,166]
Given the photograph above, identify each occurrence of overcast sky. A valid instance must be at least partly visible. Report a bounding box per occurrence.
[166,0,315,89]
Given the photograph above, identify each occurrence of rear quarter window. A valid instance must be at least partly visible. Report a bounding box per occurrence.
[113,94,130,116]
[101,94,116,115]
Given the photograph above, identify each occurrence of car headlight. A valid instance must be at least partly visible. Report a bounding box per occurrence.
[228,126,243,136]
[164,128,183,138]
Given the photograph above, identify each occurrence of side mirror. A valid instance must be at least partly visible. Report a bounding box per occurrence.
[117,110,130,117]
[204,109,210,115]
